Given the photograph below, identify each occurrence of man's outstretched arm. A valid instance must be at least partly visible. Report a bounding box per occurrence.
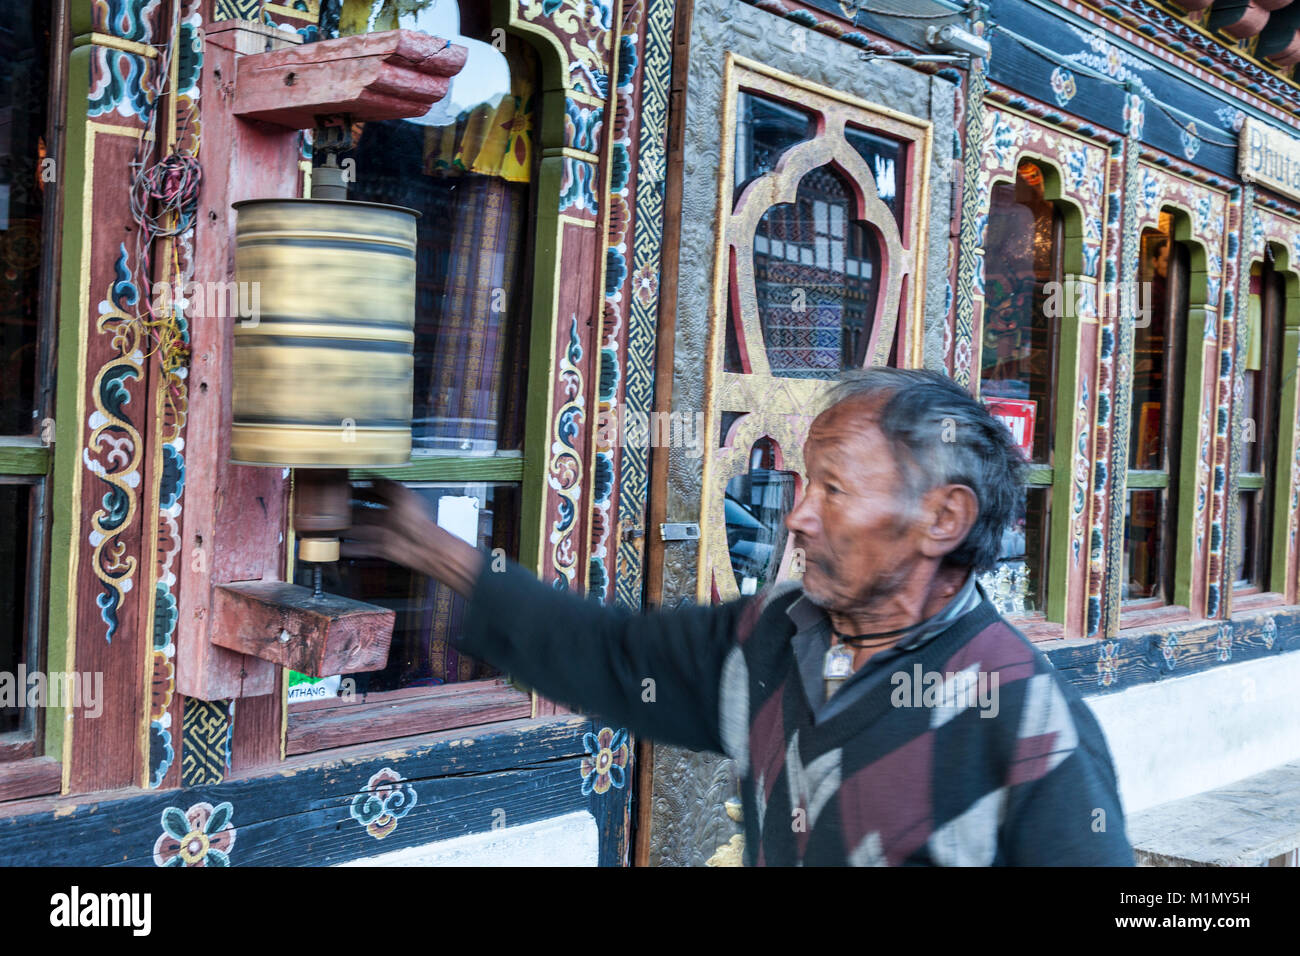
[342,480,749,754]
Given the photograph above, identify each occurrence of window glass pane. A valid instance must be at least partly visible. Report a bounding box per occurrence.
[0,0,51,435]
[844,124,904,230]
[1122,489,1164,601]
[725,438,796,595]
[1,483,33,734]
[1241,367,1259,473]
[1233,490,1256,588]
[1130,222,1174,470]
[980,162,1059,465]
[291,482,520,701]
[738,164,883,379]
[980,485,1049,615]
[330,9,535,455]
[733,92,816,206]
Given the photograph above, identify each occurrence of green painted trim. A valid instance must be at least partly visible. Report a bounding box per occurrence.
[1173,306,1211,611]
[1045,307,1080,625]
[1024,464,1054,485]
[519,151,566,578]
[1270,325,1299,595]
[44,43,96,766]
[352,456,526,483]
[0,442,50,476]
[1125,470,1169,489]
[1238,473,1265,491]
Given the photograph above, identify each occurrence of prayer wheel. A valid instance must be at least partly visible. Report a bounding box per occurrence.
[230,197,418,467]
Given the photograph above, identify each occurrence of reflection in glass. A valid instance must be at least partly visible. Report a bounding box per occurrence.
[1235,263,1285,591]
[734,165,883,378]
[979,161,1060,466]
[292,483,520,699]
[0,1,50,435]
[844,124,904,230]
[981,486,1049,615]
[0,484,33,733]
[725,438,796,595]
[332,5,535,455]
[1233,491,1255,587]
[733,92,816,205]
[1122,489,1164,601]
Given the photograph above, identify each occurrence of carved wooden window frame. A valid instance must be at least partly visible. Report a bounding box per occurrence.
[697,54,932,604]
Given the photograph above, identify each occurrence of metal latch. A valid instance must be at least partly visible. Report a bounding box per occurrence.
[659,522,700,541]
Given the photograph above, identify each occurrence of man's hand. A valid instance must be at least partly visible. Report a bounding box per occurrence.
[339,478,484,597]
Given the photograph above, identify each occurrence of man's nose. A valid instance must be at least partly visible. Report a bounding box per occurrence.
[785,488,817,537]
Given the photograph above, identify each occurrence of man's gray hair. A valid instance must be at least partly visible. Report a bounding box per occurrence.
[821,367,1026,572]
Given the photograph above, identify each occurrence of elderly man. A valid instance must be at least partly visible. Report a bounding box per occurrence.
[344,367,1134,866]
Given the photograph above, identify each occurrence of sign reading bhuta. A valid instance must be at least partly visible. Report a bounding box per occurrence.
[1240,117,1300,202]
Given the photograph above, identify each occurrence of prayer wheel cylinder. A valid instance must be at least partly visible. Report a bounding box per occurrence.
[231,198,418,467]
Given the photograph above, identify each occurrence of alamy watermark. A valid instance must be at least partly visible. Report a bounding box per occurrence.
[890,663,999,719]
[0,666,103,718]
[1041,278,1154,328]
[150,280,262,327]
[597,404,706,459]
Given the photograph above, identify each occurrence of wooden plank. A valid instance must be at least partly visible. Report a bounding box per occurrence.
[228,689,283,776]
[0,758,61,803]
[1046,606,1300,695]
[0,441,49,476]
[1130,760,1300,866]
[0,716,630,867]
[288,677,513,715]
[0,735,35,762]
[286,683,532,755]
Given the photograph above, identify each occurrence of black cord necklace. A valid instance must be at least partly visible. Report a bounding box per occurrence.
[832,622,921,648]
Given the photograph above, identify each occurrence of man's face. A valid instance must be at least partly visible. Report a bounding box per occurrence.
[785,397,925,613]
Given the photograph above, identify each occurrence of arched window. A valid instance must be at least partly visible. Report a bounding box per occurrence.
[979,160,1062,614]
[700,66,931,603]
[1123,211,1188,606]
[1234,256,1287,593]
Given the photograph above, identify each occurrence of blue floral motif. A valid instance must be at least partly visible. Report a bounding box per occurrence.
[989,113,1022,169]
[1050,67,1076,108]
[350,768,417,840]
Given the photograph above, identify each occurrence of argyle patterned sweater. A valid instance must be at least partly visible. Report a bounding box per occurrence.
[460,561,1134,866]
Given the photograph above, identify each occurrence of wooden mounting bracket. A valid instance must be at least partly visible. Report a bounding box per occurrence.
[233,28,469,129]
[212,581,396,678]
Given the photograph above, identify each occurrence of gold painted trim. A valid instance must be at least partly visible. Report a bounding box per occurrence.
[74,32,160,58]
[264,2,319,19]
[542,146,602,163]
[557,213,598,230]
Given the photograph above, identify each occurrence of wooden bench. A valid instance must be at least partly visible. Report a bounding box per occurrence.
[1128,760,1300,866]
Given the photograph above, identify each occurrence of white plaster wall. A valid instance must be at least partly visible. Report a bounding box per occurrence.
[337,811,600,867]
[1085,652,1300,815]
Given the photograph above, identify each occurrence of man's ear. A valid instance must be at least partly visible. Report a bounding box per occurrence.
[918,484,979,559]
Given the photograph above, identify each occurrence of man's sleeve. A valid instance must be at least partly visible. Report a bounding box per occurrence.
[457,559,751,754]
[999,678,1136,866]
